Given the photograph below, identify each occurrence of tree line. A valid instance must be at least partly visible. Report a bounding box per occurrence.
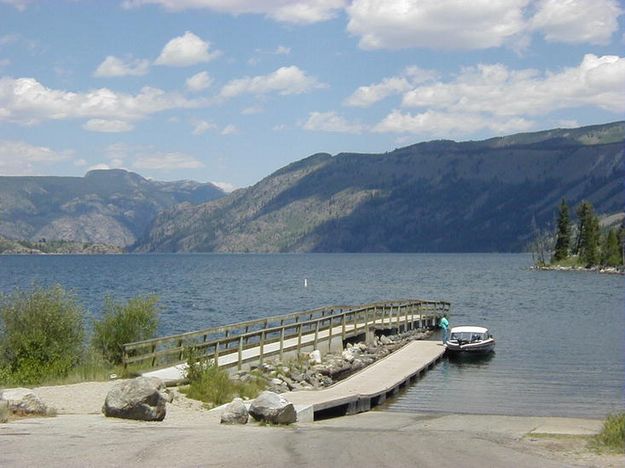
[545,199,624,268]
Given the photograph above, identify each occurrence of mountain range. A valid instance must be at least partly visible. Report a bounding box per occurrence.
[133,121,624,253]
[0,169,224,248]
[1,121,622,253]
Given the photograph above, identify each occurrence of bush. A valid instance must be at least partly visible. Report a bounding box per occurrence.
[592,412,625,453]
[92,296,159,365]
[182,348,265,407]
[0,285,85,385]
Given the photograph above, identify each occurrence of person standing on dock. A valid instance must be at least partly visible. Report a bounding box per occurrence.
[439,315,449,345]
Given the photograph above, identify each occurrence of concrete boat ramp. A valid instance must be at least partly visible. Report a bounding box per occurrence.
[284,340,445,421]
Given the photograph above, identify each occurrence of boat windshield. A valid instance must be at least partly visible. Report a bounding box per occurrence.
[450,331,486,342]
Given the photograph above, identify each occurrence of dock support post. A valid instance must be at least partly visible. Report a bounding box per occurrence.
[313,320,319,349]
[328,317,333,352]
[279,327,285,361]
[238,336,243,370]
[259,331,265,365]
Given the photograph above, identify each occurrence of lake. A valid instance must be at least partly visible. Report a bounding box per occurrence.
[0,253,622,418]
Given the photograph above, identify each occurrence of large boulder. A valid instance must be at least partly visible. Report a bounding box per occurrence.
[249,391,296,424]
[220,398,249,425]
[0,388,49,416]
[102,377,167,421]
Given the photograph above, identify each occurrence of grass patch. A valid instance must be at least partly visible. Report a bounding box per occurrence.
[181,350,265,408]
[591,412,625,453]
[38,350,116,386]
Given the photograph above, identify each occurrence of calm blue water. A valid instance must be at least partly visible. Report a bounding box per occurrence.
[0,253,622,418]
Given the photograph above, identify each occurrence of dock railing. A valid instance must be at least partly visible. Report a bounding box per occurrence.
[122,299,450,372]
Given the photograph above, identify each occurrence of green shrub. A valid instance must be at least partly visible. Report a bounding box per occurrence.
[182,348,265,407]
[592,412,625,453]
[0,285,85,385]
[92,296,159,365]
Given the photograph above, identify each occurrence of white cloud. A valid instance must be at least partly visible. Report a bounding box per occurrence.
[155,31,221,67]
[133,152,204,170]
[302,111,365,134]
[0,0,31,11]
[556,119,580,128]
[83,119,134,133]
[221,124,239,135]
[191,119,217,135]
[87,163,115,171]
[0,139,72,175]
[241,105,264,114]
[0,35,19,47]
[94,55,150,77]
[400,54,625,116]
[530,0,623,45]
[211,181,236,192]
[219,66,325,99]
[186,71,213,92]
[123,0,347,24]
[347,0,528,50]
[373,110,534,136]
[0,77,204,125]
[345,77,412,108]
[275,45,291,55]
[344,66,439,107]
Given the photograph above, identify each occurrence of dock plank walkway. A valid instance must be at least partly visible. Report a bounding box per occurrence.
[284,340,445,420]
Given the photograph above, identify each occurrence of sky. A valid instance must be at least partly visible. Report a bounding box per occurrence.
[0,0,624,190]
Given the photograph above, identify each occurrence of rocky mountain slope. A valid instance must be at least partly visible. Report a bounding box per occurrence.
[134,121,624,253]
[0,169,224,247]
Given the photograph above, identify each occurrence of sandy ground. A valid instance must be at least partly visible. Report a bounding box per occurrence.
[1,380,622,468]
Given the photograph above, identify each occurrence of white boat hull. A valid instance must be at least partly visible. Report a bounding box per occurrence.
[445,338,495,354]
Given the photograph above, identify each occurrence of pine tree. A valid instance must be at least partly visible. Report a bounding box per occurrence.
[618,222,625,265]
[576,201,600,267]
[601,229,621,267]
[552,198,570,262]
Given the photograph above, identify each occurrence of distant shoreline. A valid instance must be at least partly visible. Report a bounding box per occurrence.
[531,264,624,275]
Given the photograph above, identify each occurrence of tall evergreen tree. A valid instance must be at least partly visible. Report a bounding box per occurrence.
[601,229,621,266]
[552,198,570,262]
[576,201,600,266]
[618,222,625,265]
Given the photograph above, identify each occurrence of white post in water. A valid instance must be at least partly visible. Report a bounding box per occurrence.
[304,278,308,288]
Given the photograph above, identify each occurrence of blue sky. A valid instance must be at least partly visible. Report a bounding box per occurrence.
[1,0,624,189]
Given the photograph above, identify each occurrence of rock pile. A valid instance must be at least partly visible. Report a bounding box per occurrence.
[233,328,432,393]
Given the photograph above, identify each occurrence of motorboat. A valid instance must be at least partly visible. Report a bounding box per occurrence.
[445,326,495,355]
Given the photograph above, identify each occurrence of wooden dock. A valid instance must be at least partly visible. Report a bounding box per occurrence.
[132,299,448,420]
[124,299,449,375]
[284,340,445,421]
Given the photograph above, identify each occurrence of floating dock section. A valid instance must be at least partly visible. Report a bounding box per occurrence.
[285,340,445,422]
